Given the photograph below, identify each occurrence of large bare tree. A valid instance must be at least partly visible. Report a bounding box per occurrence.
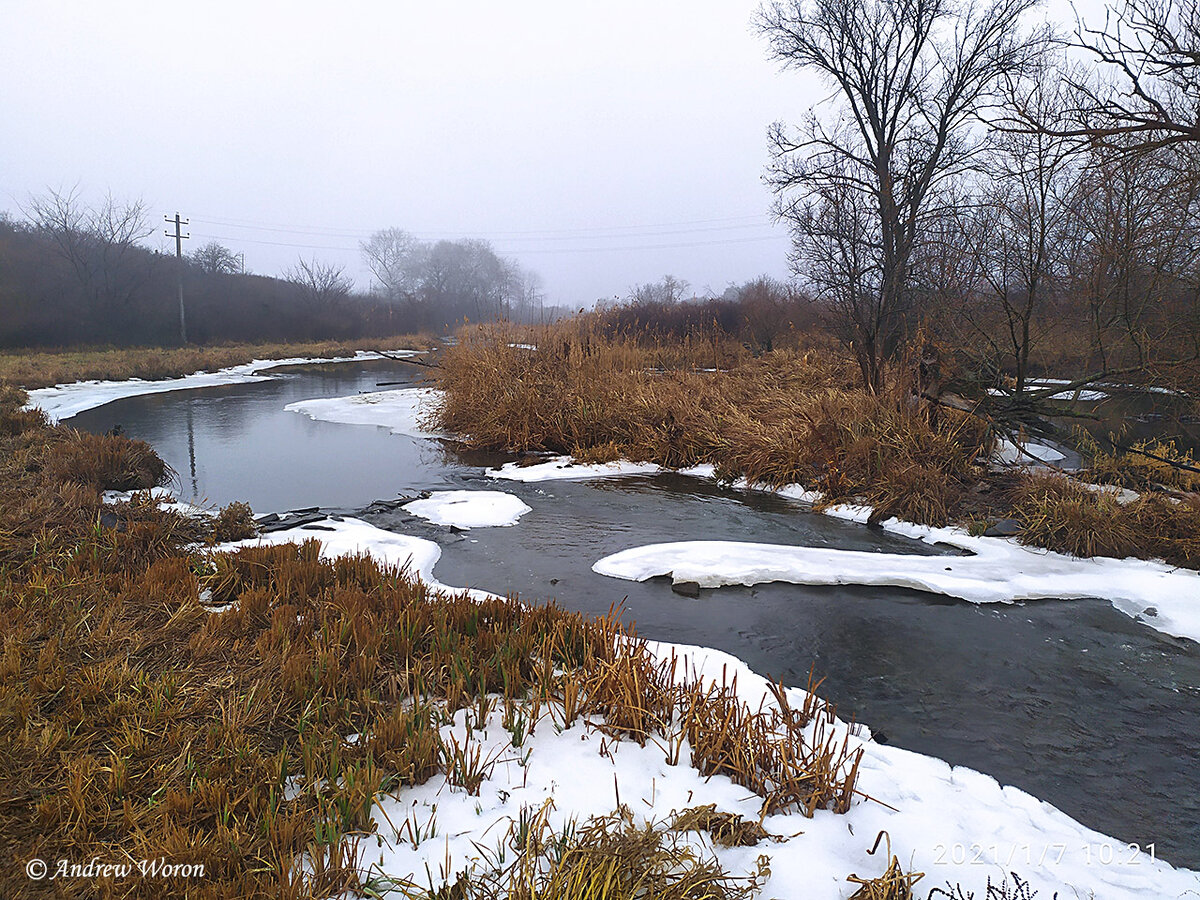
[757,0,1048,392]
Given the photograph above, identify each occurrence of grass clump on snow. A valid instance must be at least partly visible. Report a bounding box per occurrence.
[1011,472,1200,567]
[0,386,865,898]
[388,803,772,900]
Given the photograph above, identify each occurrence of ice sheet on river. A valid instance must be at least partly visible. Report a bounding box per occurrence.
[284,387,441,437]
[595,522,1200,644]
[403,490,531,528]
[24,350,425,423]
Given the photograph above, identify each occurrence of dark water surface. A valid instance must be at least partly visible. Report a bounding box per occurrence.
[67,361,1200,869]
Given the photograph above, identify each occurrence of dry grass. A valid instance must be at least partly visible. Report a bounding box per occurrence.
[669,805,773,847]
[846,832,924,900]
[437,322,988,527]
[437,319,1200,563]
[1011,472,1200,567]
[0,386,866,898]
[1083,435,1200,492]
[0,334,433,390]
[389,804,772,900]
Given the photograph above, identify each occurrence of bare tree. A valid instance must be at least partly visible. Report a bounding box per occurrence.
[360,227,425,301]
[757,0,1048,392]
[956,76,1082,393]
[628,275,690,306]
[191,241,242,275]
[1054,0,1200,152]
[285,256,353,309]
[23,186,154,319]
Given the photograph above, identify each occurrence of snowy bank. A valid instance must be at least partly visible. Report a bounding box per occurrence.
[402,490,531,528]
[594,523,1200,644]
[212,516,497,601]
[284,387,442,438]
[357,640,1200,899]
[24,350,425,423]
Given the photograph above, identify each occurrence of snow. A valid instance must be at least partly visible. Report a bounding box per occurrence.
[23,350,425,423]
[355,640,1200,899]
[989,384,1108,401]
[211,516,497,601]
[284,387,442,438]
[101,486,212,519]
[1081,482,1142,505]
[487,455,665,482]
[402,490,531,528]
[594,521,1200,645]
[993,437,1067,465]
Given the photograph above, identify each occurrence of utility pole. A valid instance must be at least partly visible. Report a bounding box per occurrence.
[165,213,190,343]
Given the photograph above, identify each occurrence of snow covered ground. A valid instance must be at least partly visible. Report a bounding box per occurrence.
[22,350,426,423]
[285,387,442,438]
[403,490,531,528]
[199,483,1199,897]
[354,639,1200,900]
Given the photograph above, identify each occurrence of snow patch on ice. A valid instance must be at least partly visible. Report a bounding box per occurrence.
[993,437,1067,465]
[487,455,665,482]
[594,523,1200,645]
[403,490,531,528]
[284,387,442,438]
[23,350,425,423]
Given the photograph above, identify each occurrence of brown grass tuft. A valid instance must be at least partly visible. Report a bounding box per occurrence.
[41,429,170,492]
[211,500,257,542]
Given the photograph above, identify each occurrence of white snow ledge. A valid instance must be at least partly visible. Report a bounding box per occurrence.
[594,523,1200,645]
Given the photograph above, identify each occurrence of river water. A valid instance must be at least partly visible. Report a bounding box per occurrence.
[67,359,1200,868]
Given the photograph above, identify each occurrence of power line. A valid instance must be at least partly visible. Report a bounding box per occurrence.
[195,230,788,255]
[165,213,189,344]
[189,212,775,240]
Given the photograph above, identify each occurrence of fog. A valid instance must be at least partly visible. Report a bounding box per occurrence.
[0,1,829,306]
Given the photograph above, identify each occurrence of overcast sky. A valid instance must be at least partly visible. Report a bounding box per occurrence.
[1,1,840,306]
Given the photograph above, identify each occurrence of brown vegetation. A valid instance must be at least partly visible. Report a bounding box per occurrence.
[0,335,432,391]
[436,319,1200,566]
[0,386,863,899]
[437,321,988,527]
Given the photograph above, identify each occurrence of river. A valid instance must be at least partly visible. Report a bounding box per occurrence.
[66,358,1200,868]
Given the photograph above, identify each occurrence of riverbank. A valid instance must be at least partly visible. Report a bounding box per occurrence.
[0,335,432,391]
[436,322,1200,570]
[7,373,1200,897]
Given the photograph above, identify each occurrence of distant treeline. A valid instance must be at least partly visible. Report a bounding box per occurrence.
[594,276,821,354]
[0,192,566,349]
